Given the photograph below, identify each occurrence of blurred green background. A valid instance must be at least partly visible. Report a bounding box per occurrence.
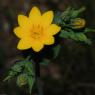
[0,0,95,95]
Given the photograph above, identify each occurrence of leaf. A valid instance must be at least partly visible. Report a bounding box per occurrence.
[71,7,85,18]
[11,64,22,73]
[59,30,70,38]
[75,33,87,41]
[53,11,62,24]
[4,57,35,94]
[61,7,85,22]
[84,28,95,33]
[4,58,33,82]
[27,76,35,94]
[59,30,77,40]
[4,71,17,81]
[40,59,50,65]
[59,30,92,44]
[68,31,78,40]
[24,61,34,76]
[53,44,61,59]
[61,7,72,21]
[83,39,92,44]
[3,75,12,82]
[76,33,91,44]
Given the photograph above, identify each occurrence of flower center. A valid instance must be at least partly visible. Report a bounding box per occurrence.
[31,25,44,40]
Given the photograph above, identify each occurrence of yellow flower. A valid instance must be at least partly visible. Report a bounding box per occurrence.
[14,6,61,52]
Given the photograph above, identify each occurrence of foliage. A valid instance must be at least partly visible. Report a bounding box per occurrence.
[52,44,61,59]
[54,7,95,45]
[4,57,35,94]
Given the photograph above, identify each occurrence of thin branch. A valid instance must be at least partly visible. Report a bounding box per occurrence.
[35,62,44,95]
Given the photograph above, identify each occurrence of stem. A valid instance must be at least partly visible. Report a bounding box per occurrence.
[35,62,43,95]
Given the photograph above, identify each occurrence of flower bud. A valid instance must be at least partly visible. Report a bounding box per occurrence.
[17,74,27,87]
[71,18,86,29]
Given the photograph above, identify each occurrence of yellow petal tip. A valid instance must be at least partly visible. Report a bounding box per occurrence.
[48,11,54,18]
[58,26,61,31]
[32,6,39,10]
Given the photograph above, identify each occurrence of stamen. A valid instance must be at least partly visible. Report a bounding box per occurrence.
[30,25,44,40]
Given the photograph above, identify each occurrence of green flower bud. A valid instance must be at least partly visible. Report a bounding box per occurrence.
[17,74,27,87]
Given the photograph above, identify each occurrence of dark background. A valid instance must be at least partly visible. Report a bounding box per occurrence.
[0,0,95,95]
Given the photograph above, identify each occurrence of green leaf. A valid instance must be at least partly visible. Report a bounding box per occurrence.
[61,7,85,21]
[3,75,12,82]
[59,30,92,44]
[27,76,35,94]
[71,7,85,18]
[59,30,77,40]
[24,61,34,76]
[53,44,61,59]
[11,64,22,73]
[59,30,70,38]
[4,58,34,82]
[76,33,91,44]
[84,28,95,33]
[53,12,62,24]
[68,31,78,40]
[40,59,50,65]
[83,39,92,44]
[61,7,71,21]
[4,57,35,94]
[4,71,18,81]
[75,33,87,41]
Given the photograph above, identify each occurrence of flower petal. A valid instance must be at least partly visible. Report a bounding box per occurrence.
[18,15,31,30]
[29,6,41,24]
[17,38,32,50]
[44,36,55,45]
[31,41,44,52]
[14,27,31,38]
[41,11,54,27]
[14,27,23,38]
[46,24,61,35]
